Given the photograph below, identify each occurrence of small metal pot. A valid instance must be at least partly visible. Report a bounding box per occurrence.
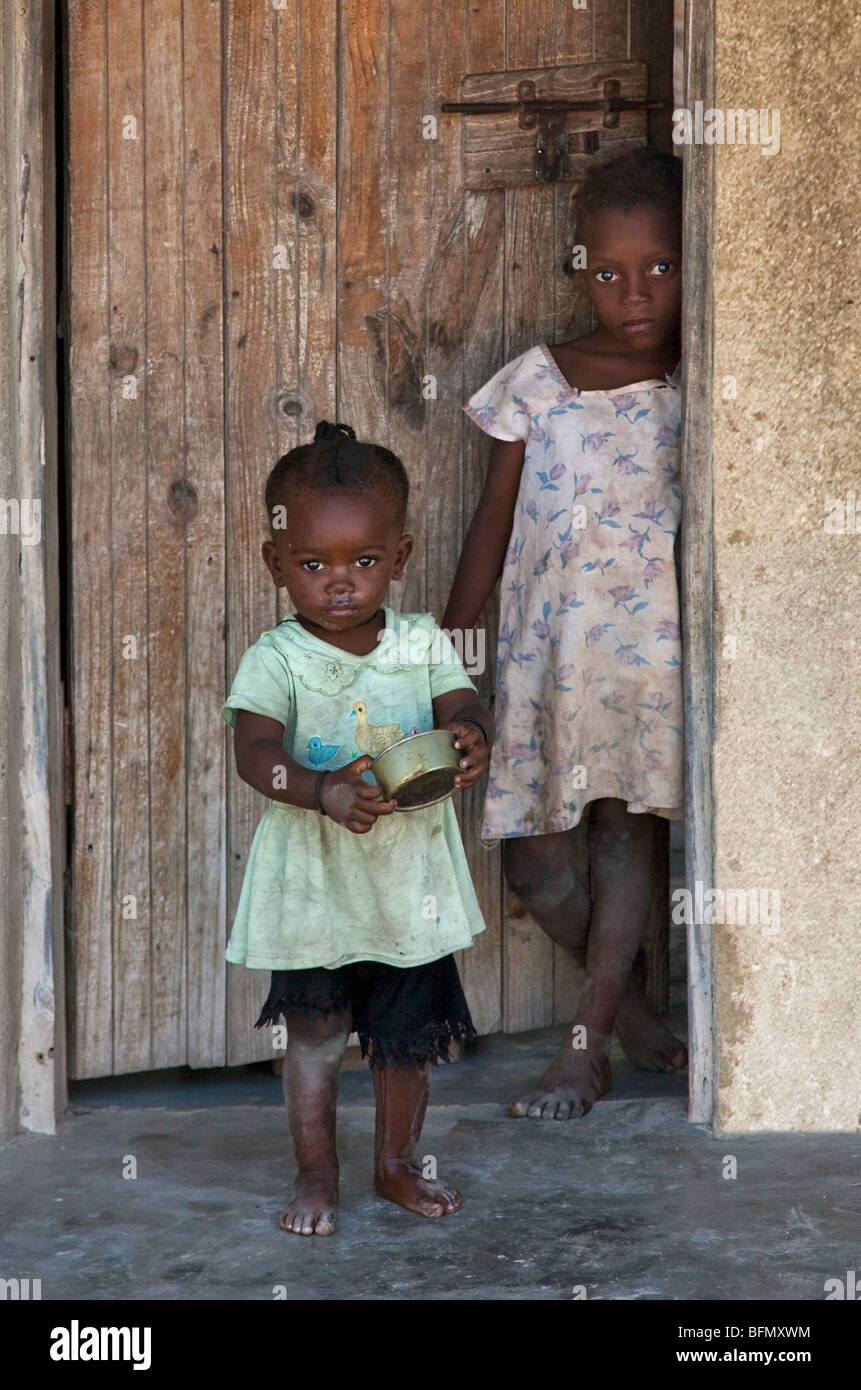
[371,729,461,811]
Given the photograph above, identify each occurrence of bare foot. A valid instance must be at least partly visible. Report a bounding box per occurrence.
[615,995,688,1072]
[375,1160,462,1218]
[616,1019,688,1071]
[279,1170,339,1237]
[508,1041,613,1120]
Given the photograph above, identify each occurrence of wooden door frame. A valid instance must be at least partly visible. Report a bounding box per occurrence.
[0,0,716,1134]
[0,0,66,1137]
[679,0,716,1125]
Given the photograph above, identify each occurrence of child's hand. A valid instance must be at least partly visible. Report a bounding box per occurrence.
[319,756,397,834]
[443,721,490,789]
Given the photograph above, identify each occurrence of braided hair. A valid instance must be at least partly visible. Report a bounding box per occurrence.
[572,147,682,240]
[265,421,409,528]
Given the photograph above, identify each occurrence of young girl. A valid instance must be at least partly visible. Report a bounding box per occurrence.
[223,422,492,1235]
[444,148,688,1121]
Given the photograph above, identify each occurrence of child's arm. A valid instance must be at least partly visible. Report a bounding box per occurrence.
[232,710,396,833]
[432,689,494,790]
[442,437,526,631]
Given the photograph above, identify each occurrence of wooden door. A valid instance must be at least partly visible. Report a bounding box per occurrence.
[66,0,674,1078]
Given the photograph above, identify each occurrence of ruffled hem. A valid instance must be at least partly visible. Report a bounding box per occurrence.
[483,795,685,838]
[253,957,476,1068]
[361,1015,476,1069]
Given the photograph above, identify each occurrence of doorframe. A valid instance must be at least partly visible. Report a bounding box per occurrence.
[0,0,66,1138]
[1,0,716,1134]
[679,0,716,1125]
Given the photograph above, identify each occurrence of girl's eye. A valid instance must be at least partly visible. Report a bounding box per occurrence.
[594,269,617,284]
[302,560,324,572]
[355,556,377,568]
[651,260,674,276]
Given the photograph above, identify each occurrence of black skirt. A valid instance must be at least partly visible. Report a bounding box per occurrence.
[255,953,475,1069]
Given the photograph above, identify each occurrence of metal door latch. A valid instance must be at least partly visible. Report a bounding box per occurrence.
[442,77,664,184]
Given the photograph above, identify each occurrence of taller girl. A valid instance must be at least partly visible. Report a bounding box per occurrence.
[444,149,688,1119]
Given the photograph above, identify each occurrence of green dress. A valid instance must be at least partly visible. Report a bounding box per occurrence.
[222,607,486,970]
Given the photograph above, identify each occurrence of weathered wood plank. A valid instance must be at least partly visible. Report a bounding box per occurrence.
[456,0,507,1036]
[295,0,338,427]
[105,0,152,1076]
[337,0,389,446]
[2,0,66,1129]
[426,0,499,1030]
[426,2,470,620]
[143,0,188,1071]
[271,0,300,631]
[629,0,676,149]
[593,0,629,60]
[67,0,114,1078]
[224,0,281,1064]
[184,0,228,1067]
[387,0,432,614]
[500,0,560,1032]
[642,816,670,1014]
[554,0,594,63]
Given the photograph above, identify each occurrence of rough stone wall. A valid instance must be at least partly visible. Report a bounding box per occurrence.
[712,2,861,1129]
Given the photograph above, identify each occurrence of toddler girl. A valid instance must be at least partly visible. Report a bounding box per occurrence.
[444,148,688,1120]
[223,422,492,1234]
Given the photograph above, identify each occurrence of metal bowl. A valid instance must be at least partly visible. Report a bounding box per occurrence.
[371,729,461,811]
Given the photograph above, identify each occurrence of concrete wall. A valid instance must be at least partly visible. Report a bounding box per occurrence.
[711,1,861,1129]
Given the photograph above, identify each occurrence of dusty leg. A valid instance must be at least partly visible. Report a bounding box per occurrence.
[504,830,604,1118]
[507,802,677,1119]
[280,1007,351,1236]
[373,1064,461,1218]
[614,948,688,1072]
[503,829,592,961]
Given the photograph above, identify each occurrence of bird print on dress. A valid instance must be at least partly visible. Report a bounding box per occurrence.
[307,736,340,766]
[350,700,404,755]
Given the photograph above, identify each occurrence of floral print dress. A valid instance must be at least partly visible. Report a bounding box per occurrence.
[465,344,684,838]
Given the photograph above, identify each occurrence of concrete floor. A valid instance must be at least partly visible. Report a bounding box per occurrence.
[2,1030,859,1301]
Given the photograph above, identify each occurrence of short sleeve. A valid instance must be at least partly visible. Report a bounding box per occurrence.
[463,352,531,442]
[221,637,293,729]
[427,625,478,701]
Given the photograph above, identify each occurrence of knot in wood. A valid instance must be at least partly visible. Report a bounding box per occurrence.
[291,190,315,219]
[109,343,138,373]
[167,479,199,521]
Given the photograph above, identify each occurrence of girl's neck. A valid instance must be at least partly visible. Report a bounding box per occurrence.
[549,328,680,393]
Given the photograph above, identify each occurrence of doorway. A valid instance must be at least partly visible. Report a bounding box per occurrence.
[60,1,704,1098]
